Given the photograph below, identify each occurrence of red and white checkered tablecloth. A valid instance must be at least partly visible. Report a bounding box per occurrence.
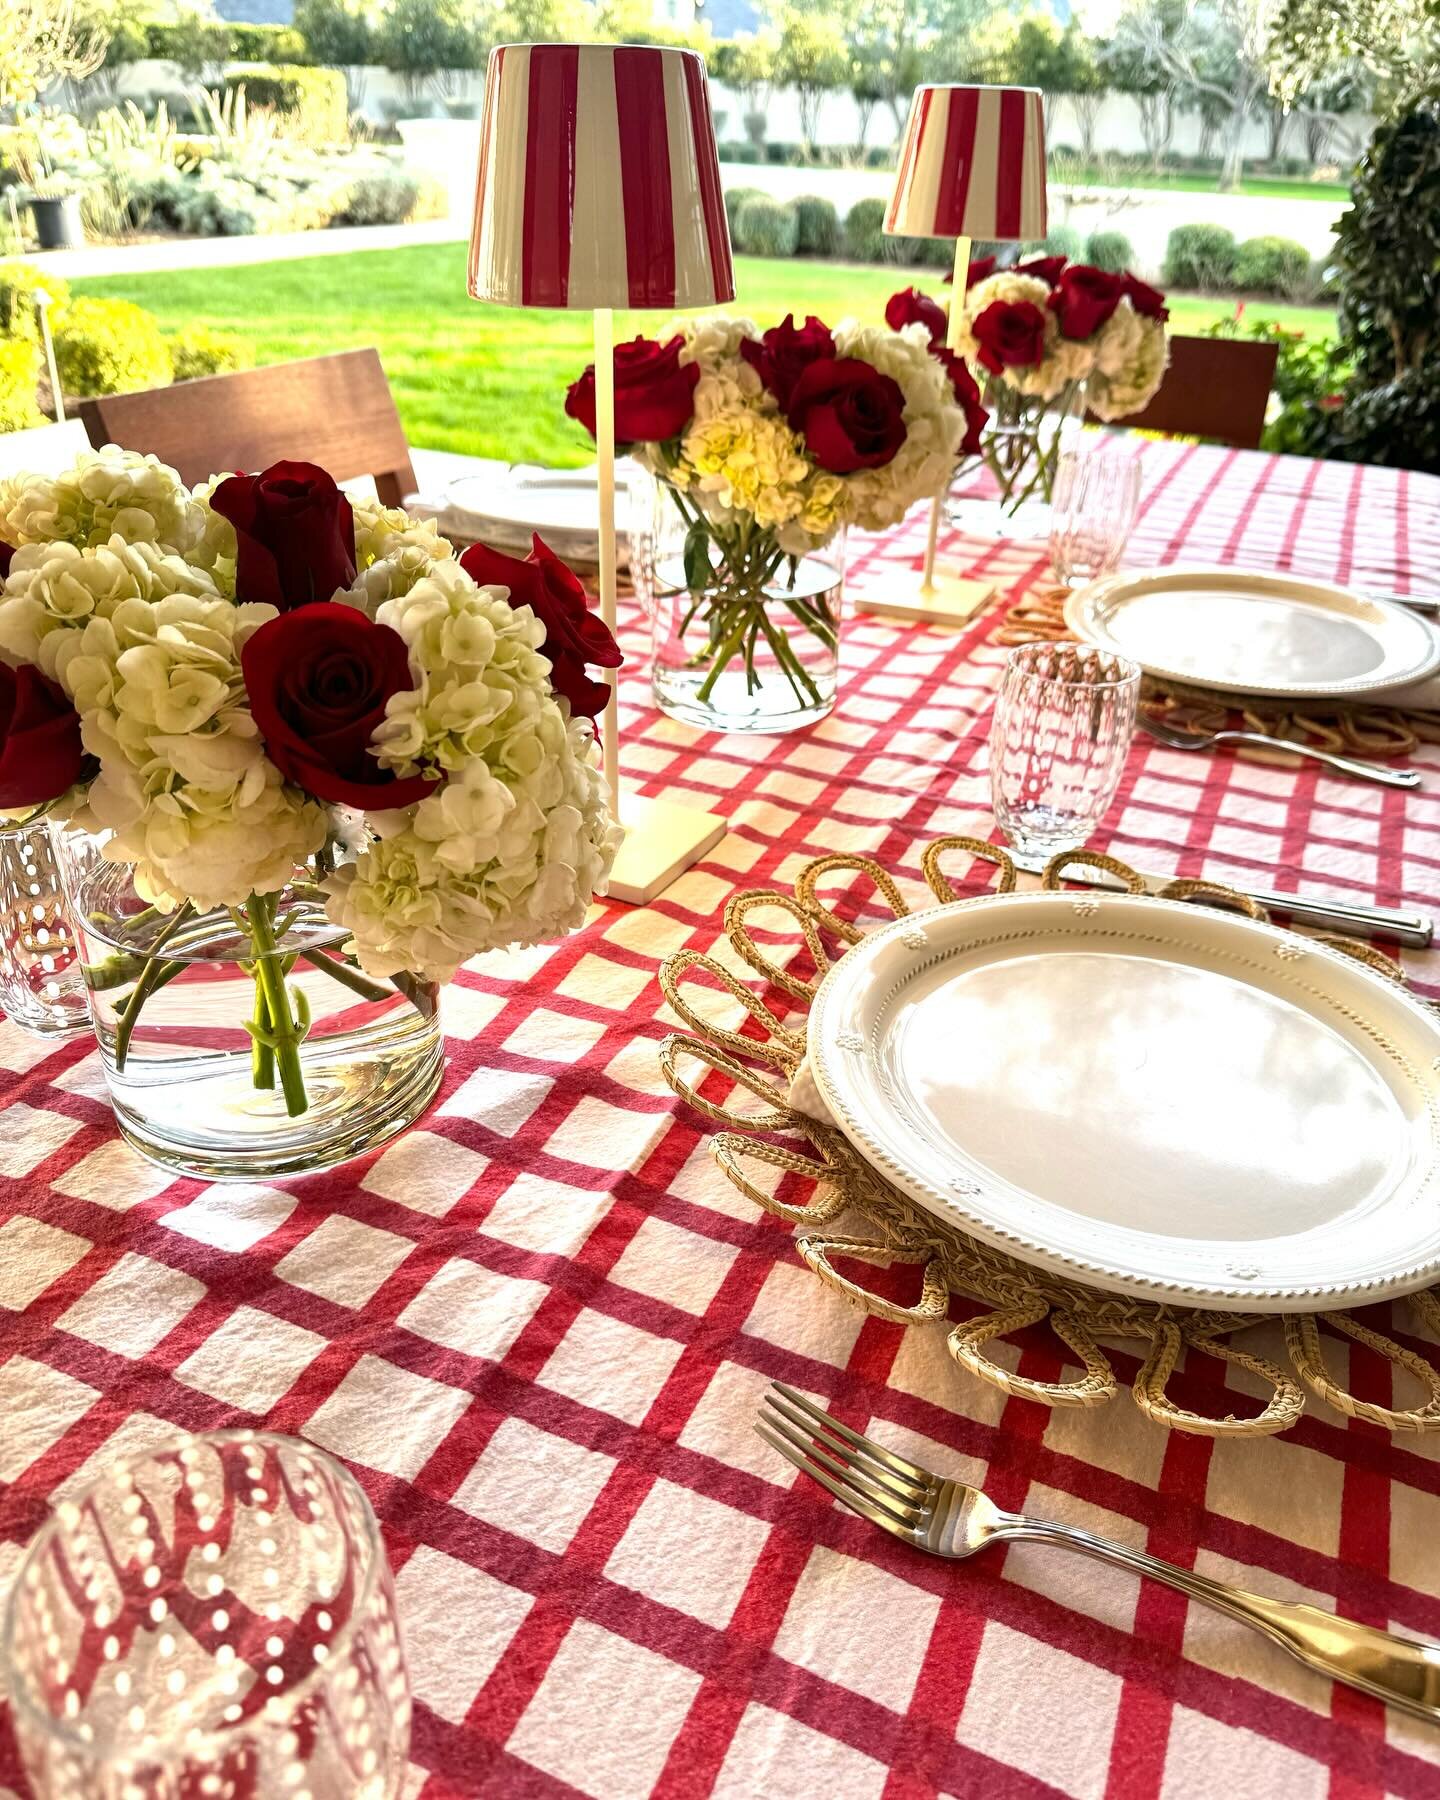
[3,438,1440,1800]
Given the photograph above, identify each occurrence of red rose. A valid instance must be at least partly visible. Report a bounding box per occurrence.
[1048,266,1127,341]
[885,287,947,344]
[1124,273,1169,321]
[739,314,837,409]
[210,461,356,612]
[970,300,1048,374]
[785,357,908,474]
[1014,254,1068,285]
[0,664,83,809]
[943,255,997,288]
[936,350,988,457]
[565,335,699,445]
[459,533,622,722]
[240,608,433,811]
[0,542,13,580]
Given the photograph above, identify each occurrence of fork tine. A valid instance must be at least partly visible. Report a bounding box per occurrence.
[763,1391,925,1508]
[760,1399,924,1525]
[771,1382,934,1488]
[753,1420,913,1541]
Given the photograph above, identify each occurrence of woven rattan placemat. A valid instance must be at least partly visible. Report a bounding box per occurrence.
[658,841,1440,1438]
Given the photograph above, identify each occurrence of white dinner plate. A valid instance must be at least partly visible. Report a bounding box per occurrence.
[437,466,639,565]
[808,892,1440,1311]
[1064,565,1440,699]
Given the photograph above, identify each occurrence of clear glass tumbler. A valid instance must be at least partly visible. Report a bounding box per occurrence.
[990,641,1141,862]
[0,817,89,1037]
[1,1431,411,1800]
[1048,441,1143,586]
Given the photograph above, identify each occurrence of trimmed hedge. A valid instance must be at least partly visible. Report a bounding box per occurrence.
[0,263,70,343]
[844,196,887,261]
[793,194,840,255]
[54,298,173,397]
[1084,229,1134,273]
[1233,234,1312,296]
[222,66,348,142]
[146,22,308,63]
[1164,223,1238,290]
[0,340,44,432]
[1043,224,1082,259]
[169,327,254,383]
[733,195,798,257]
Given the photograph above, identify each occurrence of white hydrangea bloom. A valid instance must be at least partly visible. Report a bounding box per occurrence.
[666,313,762,377]
[1094,299,1145,379]
[830,320,966,532]
[1087,316,1169,421]
[187,476,239,597]
[0,536,222,669]
[0,446,203,553]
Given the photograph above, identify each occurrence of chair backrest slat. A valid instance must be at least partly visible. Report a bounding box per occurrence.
[78,348,417,505]
[1094,334,1279,450]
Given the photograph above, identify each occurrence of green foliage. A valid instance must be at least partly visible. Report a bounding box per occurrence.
[294,0,375,68]
[1203,313,1352,454]
[844,195,887,261]
[1301,366,1440,472]
[54,296,173,397]
[0,263,70,343]
[1043,223,1083,259]
[230,25,310,63]
[1232,235,1313,295]
[146,12,232,80]
[332,169,447,225]
[1083,228,1134,271]
[375,0,485,94]
[1163,222,1238,290]
[770,6,849,143]
[223,66,349,144]
[169,325,253,382]
[793,193,840,255]
[733,195,799,257]
[0,340,44,432]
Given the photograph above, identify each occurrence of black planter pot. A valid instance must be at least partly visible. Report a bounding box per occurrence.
[29,195,84,251]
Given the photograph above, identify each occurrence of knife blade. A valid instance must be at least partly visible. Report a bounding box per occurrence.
[1009,854,1432,948]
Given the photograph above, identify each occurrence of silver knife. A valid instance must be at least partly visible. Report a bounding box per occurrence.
[1010,853,1432,948]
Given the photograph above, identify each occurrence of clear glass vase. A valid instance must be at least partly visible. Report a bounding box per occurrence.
[641,483,846,734]
[0,818,90,1038]
[949,378,1087,542]
[54,829,443,1182]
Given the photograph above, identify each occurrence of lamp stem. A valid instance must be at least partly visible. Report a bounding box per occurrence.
[920,232,972,598]
[593,304,622,827]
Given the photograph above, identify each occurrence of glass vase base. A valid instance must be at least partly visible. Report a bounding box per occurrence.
[652,661,837,734]
[109,1014,443,1182]
[946,493,1054,544]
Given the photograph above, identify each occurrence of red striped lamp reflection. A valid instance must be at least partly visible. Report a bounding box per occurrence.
[468,42,735,311]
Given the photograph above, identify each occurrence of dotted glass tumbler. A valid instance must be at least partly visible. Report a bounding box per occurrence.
[0,818,89,1037]
[1,1432,411,1800]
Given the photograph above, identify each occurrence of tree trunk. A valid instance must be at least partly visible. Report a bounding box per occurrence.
[1075,95,1100,160]
[1265,105,1288,165]
[1218,115,1246,191]
[855,96,874,149]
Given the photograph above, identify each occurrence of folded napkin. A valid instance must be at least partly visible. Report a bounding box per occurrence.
[788,1054,830,1124]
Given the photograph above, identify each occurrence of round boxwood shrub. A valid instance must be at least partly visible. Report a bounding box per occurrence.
[169,326,254,383]
[1164,223,1238,291]
[1084,229,1135,273]
[0,340,44,431]
[0,263,71,343]
[844,196,887,261]
[1043,224,1082,260]
[733,195,798,257]
[723,185,762,228]
[54,297,173,398]
[793,194,840,256]
[1233,235,1313,296]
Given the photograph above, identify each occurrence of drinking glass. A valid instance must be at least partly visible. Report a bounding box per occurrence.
[0,818,89,1037]
[1,1431,411,1800]
[1049,441,1143,586]
[990,642,1141,861]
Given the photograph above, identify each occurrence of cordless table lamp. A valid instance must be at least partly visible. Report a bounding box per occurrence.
[869,84,1048,626]
[468,41,732,904]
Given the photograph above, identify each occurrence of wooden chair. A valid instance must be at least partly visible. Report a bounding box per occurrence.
[77,348,418,506]
[1093,334,1279,450]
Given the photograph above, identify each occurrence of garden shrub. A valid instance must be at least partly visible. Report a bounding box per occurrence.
[1084,229,1134,272]
[0,340,44,432]
[733,195,798,257]
[169,327,254,383]
[793,194,840,255]
[228,23,309,62]
[1233,235,1312,296]
[719,142,760,164]
[330,168,448,225]
[1163,223,1238,291]
[54,298,173,398]
[0,263,70,343]
[223,66,348,143]
[723,185,762,224]
[1043,224,1082,260]
[844,196,887,261]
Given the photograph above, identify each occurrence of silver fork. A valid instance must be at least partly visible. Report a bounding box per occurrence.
[757,1383,1440,1724]
[1137,714,1421,790]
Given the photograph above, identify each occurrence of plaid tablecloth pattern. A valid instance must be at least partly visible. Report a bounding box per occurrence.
[3,439,1440,1800]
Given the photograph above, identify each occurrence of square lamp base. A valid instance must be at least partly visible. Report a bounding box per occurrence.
[605,790,728,906]
[854,571,997,628]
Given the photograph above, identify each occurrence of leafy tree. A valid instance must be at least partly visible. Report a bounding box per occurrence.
[1104,12,1179,169]
[375,0,484,102]
[771,5,850,149]
[161,5,231,84]
[294,0,375,107]
[1266,0,1439,105]
[713,32,781,147]
[1007,16,1107,158]
[0,0,108,107]
[498,0,591,39]
[592,0,707,51]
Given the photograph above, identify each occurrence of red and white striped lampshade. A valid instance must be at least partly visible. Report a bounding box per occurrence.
[468,43,735,311]
[885,85,1047,242]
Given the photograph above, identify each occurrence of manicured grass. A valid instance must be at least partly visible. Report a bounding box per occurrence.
[1056,166,1351,202]
[74,243,1335,467]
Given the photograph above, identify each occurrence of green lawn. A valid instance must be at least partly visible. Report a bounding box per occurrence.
[1056,167,1350,203]
[74,244,1334,468]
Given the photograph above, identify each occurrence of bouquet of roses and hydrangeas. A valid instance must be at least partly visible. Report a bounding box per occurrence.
[566,310,985,708]
[895,255,1170,514]
[0,446,621,1112]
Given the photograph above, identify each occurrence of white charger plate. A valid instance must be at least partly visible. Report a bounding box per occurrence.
[808,892,1440,1311]
[437,466,639,565]
[1064,565,1439,699]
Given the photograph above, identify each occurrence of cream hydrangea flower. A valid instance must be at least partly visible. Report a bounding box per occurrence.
[1094,299,1145,379]
[341,501,454,616]
[0,446,203,553]
[674,407,812,533]
[1087,315,1169,421]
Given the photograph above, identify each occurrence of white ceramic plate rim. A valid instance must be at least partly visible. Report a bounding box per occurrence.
[1064,564,1440,699]
[809,892,1440,1311]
